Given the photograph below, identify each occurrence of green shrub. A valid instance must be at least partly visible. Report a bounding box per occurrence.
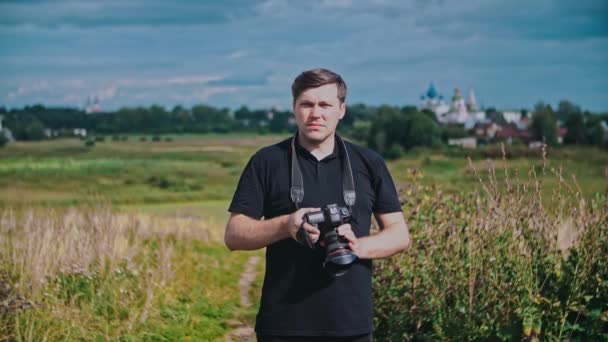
[0,133,8,147]
[85,139,95,147]
[152,135,162,142]
[373,154,608,340]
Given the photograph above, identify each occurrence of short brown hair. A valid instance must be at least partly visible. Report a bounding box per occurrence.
[291,68,347,103]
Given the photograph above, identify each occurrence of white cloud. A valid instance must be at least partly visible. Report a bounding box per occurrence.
[320,0,353,9]
[191,86,239,102]
[228,50,249,60]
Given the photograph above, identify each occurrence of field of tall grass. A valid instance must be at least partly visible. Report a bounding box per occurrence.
[0,204,262,340]
[374,148,608,340]
[1,136,606,340]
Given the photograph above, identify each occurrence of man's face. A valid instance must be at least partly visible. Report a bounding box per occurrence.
[292,83,346,144]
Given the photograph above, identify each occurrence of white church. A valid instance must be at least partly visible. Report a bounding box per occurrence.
[419,83,486,127]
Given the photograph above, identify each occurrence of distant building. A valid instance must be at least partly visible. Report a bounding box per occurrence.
[448,137,477,149]
[85,96,103,114]
[495,124,533,144]
[422,85,486,125]
[474,122,502,139]
[419,83,450,118]
[557,127,568,144]
[74,128,87,137]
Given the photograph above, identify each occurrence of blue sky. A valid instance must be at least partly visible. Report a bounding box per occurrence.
[1,0,607,112]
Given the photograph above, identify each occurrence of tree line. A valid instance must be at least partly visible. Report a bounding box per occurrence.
[1,100,607,156]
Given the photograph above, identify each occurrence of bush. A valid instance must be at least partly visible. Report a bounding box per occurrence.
[373,153,608,340]
[95,136,105,142]
[0,133,8,147]
[164,137,173,142]
[385,144,405,160]
[112,135,120,141]
[139,136,147,142]
[85,139,95,147]
[152,135,162,142]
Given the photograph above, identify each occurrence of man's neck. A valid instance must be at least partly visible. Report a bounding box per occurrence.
[298,132,335,161]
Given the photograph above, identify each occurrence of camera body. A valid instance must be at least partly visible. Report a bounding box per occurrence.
[302,204,357,276]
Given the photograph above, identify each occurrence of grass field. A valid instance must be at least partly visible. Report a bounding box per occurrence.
[1,135,606,208]
[1,135,606,340]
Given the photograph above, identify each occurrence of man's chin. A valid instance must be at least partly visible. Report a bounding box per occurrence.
[300,131,331,143]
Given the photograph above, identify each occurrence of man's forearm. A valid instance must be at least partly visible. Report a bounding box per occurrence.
[357,222,410,259]
[225,214,290,251]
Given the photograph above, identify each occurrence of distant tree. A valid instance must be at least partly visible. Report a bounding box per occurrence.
[367,105,441,156]
[234,105,251,121]
[268,111,292,133]
[340,103,376,136]
[441,124,468,143]
[487,111,507,125]
[0,133,8,147]
[349,120,371,143]
[367,106,402,153]
[530,102,557,145]
[345,103,376,125]
[583,112,604,147]
[418,108,437,123]
[557,100,581,122]
[564,112,586,144]
[404,112,442,149]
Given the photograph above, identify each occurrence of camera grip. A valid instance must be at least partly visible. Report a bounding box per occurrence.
[296,221,316,249]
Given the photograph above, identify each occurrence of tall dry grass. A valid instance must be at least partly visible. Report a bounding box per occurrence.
[374,144,608,340]
[0,205,210,340]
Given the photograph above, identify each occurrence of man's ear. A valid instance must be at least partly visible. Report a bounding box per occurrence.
[339,102,346,120]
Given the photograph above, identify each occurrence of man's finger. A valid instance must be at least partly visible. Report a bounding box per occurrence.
[337,224,352,234]
[302,223,320,235]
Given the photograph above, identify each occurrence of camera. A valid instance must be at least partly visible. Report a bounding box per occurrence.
[301,204,358,277]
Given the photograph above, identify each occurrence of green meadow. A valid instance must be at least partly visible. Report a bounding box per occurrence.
[1,135,607,340]
[1,136,606,208]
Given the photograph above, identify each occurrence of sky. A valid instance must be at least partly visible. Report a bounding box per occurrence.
[1,0,607,112]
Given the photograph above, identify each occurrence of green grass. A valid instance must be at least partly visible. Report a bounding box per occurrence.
[0,136,288,206]
[1,137,606,207]
[1,135,607,340]
[6,242,259,341]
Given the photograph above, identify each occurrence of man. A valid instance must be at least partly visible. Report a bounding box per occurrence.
[225,68,410,341]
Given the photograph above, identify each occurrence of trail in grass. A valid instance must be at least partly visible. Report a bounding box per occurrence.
[225,255,261,342]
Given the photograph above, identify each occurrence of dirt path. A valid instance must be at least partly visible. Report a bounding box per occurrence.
[225,255,261,342]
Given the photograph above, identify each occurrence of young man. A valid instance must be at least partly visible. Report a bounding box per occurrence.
[225,68,410,341]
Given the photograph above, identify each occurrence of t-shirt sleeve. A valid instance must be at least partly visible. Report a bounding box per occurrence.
[372,157,402,214]
[228,153,265,219]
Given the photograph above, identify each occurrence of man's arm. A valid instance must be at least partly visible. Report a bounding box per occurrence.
[338,211,410,259]
[224,208,322,251]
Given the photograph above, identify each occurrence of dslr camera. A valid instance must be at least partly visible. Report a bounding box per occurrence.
[299,204,358,276]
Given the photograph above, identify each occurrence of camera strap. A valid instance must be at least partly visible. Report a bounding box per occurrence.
[290,132,356,212]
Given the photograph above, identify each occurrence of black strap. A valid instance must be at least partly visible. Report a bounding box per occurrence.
[290,134,305,209]
[290,132,356,211]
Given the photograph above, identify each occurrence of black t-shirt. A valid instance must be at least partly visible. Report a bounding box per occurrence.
[228,135,402,337]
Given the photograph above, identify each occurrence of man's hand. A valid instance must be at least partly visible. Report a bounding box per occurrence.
[337,224,366,258]
[286,207,321,244]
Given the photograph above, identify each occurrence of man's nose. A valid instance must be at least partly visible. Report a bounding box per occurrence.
[310,105,321,117]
